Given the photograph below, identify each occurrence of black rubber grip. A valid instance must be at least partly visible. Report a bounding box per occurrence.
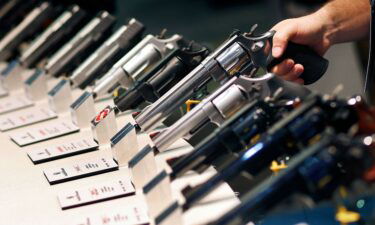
[268,42,329,85]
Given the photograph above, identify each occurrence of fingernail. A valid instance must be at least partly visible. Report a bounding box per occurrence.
[272,47,282,58]
[295,64,304,76]
[286,59,294,69]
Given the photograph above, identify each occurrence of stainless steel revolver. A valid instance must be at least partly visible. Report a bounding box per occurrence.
[135,27,328,132]
[153,73,311,152]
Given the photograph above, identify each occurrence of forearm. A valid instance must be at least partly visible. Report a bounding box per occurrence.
[319,0,370,44]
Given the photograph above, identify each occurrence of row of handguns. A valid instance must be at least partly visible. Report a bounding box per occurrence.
[0,1,374,224]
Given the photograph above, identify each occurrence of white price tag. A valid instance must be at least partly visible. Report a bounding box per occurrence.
[43,157,118,184]
[10,120,79,146]
[0,95,33,114]
[58,178,135,209]
[27,138,99,164]
[74,204,150,225]
[0,107,57,131]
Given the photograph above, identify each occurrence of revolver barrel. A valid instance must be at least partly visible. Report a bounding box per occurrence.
[92,33,183,98]
[19,5,87,68]
[135,32,255,132]
[44,11,115,77]
[0,2,55,61]
[70,19,144,89]
[153,76,250,152]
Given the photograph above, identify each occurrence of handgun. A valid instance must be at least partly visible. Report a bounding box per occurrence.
[0,0,39,37]
[113,41,209,111]
[152,73,311,153]
[182,95,358,210]
[91,32,184,98]
[44,11,115,77]
[211,133,373,225]
[70,18,144,89]
[0,2,55,61]
[169,98,293,180]
[19,5,87,68]
[135,27,329,133]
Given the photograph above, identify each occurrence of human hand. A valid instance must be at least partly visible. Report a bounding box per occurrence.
[271,12,333,84]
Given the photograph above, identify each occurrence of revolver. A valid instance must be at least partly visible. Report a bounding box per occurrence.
[212,133,374,225]
[92,31,184,98]
[0,0,39,36]
[44,11,115,77]
[169,97,294,180]
[70,18,144,89]
[152,73,311,153]
[182,95,358,210]
[135,27,329,132]
[113,41,210,111]
[19,5,87,68]
[0,2,55,61]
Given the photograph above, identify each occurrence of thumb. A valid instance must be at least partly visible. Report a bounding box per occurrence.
[271,22,297,58]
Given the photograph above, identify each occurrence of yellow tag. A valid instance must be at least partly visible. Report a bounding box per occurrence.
[309,134,322,145]
[250,134,261,145]
[335,206,361,225]
[270,161,288,173]
[185,100,202,112]
[113,88,120,98]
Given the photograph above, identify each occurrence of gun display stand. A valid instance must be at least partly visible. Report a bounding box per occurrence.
[70,91,96,129]
[128,145,158,189]
[48,79,73,114]
[92,106,118,146]
[1,62,24,92]
[143,170,184,225]
[111,123,139,167]
[24,70,48,102]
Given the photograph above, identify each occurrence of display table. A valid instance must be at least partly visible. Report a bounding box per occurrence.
[0,79,239,225]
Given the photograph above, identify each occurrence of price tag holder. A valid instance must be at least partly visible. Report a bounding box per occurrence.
[0,95,34,114]
[111,123,138,167]
[27,138,99,164]
[91,105,118,146]
[43,157,118,185]
[128,145,158,189]
[10,120,80,146]
[48,79,73,114]
[0,107,57,131]
[73,204,150,225]
[24,69,47,101]
[71,91,96,129]
[58,178,135,209]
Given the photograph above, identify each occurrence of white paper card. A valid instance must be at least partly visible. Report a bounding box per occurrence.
[10,120,79,146]
[27,138,99,164]
[58,178,135,209]
[74,204,150,225]
[43,157,118,184]
[0,107,57,131]
[0,95,33,114]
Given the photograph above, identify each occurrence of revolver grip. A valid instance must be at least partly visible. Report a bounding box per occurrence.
[268,42,329,85]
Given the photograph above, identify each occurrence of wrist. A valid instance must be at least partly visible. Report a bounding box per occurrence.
[314,7,338,46]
